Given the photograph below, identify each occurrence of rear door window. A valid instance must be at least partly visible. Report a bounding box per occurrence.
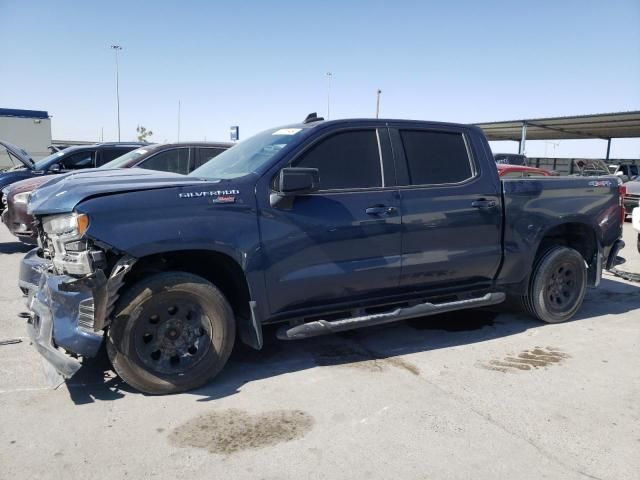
[194,147,227,171]
[98,148,127,166]
[140,148,189,174]
[398,130,473,185]
[292,130,382,190]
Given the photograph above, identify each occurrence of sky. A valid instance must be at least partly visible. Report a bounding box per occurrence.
[1,0,639,158]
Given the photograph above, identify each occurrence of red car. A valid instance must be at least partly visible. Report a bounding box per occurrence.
[497,163,551,178]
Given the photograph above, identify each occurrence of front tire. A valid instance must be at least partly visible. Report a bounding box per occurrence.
[107,272,235,394]
[521,246,587,323]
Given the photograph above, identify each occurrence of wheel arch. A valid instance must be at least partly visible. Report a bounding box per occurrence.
[121,249,262,349]
[532,221,600,286]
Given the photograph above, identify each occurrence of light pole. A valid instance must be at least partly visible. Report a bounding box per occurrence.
[110,45,123,141]
[326,72,332,120]
[375,89,382,118]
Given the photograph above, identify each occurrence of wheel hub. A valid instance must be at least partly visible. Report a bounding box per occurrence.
[133,298,212,375]
[546,264,577,309]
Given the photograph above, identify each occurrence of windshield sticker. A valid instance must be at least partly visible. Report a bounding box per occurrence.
[272,128,302,136]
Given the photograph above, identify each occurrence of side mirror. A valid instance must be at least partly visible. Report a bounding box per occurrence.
[278,167,319,195]
[49,163,61,173]
[270,167,319,209]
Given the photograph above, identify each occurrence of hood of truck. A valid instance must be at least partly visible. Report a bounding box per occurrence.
[28,168,215,215]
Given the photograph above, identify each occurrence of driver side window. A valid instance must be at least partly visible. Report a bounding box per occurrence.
[292,130,382,190]
[59,151,96,170]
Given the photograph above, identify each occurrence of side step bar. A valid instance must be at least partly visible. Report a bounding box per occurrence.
[277,292,506,340]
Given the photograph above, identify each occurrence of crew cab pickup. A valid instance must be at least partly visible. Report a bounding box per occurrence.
[20,116,625,394]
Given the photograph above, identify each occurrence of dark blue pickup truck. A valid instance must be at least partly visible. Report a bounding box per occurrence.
[20,116,625,394]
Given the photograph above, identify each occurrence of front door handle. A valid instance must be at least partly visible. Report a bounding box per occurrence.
[366,205,397,216]
[471,199,497,209]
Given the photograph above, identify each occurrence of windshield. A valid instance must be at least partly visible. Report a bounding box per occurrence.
[101,147,150,168]
[190,127,306,179]
[33,150,68,170]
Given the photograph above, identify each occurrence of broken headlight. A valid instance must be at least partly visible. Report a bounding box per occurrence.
[41,212,102,276]
[42,212,89,237]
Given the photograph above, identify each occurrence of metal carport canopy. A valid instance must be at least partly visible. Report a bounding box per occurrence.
[474,111,640,158]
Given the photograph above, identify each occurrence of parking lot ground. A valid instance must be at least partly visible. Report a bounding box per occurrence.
[0,225,638,480]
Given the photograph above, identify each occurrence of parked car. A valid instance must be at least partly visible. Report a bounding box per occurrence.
[496,163,551,178]
[0,140,146,209]
[20,115,625,394]
[1,142,231,244]
[494,153,528,166]
[624,180,640,219]
[608,162,639,182]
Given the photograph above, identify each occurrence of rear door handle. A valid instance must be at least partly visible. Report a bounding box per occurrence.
[471,199,497,209]
[366,205,397,216]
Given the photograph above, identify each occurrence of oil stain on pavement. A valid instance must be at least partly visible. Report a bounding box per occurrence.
[169,409,314,454]
[479,347,570,373]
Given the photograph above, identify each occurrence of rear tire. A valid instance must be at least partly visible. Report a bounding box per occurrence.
[107,272,235,394]
[521,246,587,323]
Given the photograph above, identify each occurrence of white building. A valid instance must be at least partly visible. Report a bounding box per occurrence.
[0,108,52,167]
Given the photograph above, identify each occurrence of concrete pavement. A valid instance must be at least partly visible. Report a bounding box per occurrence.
[0,225,638,480]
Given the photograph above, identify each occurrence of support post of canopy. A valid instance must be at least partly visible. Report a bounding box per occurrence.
[605,138,611,160]
[519,122,528,155]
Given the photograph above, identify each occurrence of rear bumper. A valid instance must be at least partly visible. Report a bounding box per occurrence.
[20,251,104,379]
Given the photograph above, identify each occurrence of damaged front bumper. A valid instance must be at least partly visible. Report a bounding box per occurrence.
[27,275,103,378]
[20,248,134,379]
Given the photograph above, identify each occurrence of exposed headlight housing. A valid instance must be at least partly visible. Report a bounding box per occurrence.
[42,212,90,237]
[41,212,96,276]
[13,191,31,204]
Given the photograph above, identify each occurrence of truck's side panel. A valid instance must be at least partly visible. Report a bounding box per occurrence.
[497,177,622,292]
[75,179,270,319]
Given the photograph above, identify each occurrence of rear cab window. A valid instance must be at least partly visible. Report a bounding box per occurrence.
[395,129,476,186]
